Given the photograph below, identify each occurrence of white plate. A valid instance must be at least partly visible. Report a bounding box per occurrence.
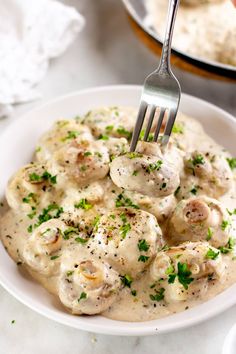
[0,85,236,336]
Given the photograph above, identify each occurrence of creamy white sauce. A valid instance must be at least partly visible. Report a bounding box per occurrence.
[1,107,236,322]
[146,0,236,66]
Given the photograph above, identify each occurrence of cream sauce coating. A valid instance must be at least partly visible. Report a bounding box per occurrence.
[1,106,236,322]
[146,0,236,66]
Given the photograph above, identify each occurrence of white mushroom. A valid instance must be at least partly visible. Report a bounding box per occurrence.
[110,141,180,198]
[35,119,93,161]
[82,106,137,140]
[52,138,110,186]
[58,247,121,315]
[90,207,163,278]
[167,196,231,248]
[6,163,60,211]
[22,219,67,276]
[150,241,225,302]
[182,151,234,198]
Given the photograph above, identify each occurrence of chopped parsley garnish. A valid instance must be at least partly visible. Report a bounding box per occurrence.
[27,206,37,219]
[206,227,213,241]
[74,198,92,210]
[11,320,15,324]
[218,238,235,254]
[168,262,194,290]
[140,129,154,142]
[174,186,181,197]
[78,292,87,302]
[22,192,36,204]
[226,157,236,170]
[115,193,140,209]
[206,248,219,260]
[63,227,79,240]
[98,134,109,140]
[29,171,57,185]
[116,126,132,140]
[84,151,92,156]
[120,223,131,239]
[138,239,150,252]
[146,160,163,173]
[131,290,137,296]
[61,130,80,141]
[138,255,149,262]
[221,220,229,231]
[92,215,101,231]
[190,186,198,195]
[132,170,138,176]
[75,236,88,244]
[105,125,114,132]
[172,123,184,134]
[191,154,205,166]
[66,270,74,277]
[28,204,64,232]
[121,274,133,288]
[227,208,236,216]
[165,265,175,275]
[150,288,165,302]
[126,152,143,159]
[50,255,60,260]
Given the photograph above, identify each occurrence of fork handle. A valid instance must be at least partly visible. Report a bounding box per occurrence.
[158,0,180,75]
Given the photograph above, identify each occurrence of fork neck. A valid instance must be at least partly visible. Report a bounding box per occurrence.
[157,0,180,75]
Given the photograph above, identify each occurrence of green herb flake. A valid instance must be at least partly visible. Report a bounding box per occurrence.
[116,126,132,140]
[132,170,138,176]
[150,288,165,302]
[126,152,143,159]
[191,154,205,166]
[75,198,92,210]
[138,239,150,252]
[61,130,80,142]
[84,151,92,156]
[221,220,229,231]
[121,274,133,288]
[120,223,131,239]
[205,248,219,260]
[63,227,79,240]
[190,185,198,195]
[172,123,184,134]
[98,134,109,141]
[115,193,140,209]
[131,289,137,296]
[174,186,181,197]
[138,255,149,262]
[146,160,163,173]
[78,292,87,302]
[75,237,88,244]
[11,320,15,324]
[66,271,74,277]
[219,237,235,254]
[226,158,236,170]
[168,262,194,290]
[50,255,60,260]
[206,227,213,241]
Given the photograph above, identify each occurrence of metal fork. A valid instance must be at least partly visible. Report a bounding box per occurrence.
[130,0,181,152]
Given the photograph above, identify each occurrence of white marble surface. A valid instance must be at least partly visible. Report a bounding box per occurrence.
[0,1,236,353]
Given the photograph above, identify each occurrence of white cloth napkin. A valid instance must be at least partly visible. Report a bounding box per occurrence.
[0,0,85,118]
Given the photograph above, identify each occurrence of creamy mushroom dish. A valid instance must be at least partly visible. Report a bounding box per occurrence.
[1,106,236,322]
[146,0,236,66]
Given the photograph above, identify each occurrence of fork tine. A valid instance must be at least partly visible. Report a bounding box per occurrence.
[130,101,148,152]
[143,105,156,141]
[153,107,166,142]
[161,108,178,146]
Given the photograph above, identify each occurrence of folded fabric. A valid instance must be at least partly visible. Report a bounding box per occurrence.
[0,0,85,118]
